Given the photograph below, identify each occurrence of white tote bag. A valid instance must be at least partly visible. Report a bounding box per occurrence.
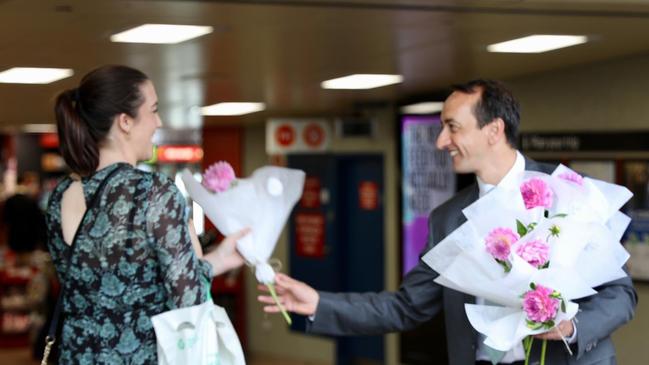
[151,301,246,365]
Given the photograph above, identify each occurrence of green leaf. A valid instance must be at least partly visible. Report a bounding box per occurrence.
[551,213,568,218]
[526,321,544,330]
[549,225,561,237]
[561,300,566,313]
[517,220,528,237]
[530,282,536,290]
[496,259,512,273]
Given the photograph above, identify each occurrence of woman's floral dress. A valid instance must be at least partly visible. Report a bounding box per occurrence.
[46,163,212,365]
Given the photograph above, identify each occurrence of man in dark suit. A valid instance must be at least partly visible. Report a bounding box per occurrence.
[258,79,637,365]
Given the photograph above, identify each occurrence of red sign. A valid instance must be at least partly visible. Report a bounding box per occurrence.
[302,123,325,148]
[157,145,204,163]
[39,133,59,149]
[275,124,296,147]
[300,176,321,209]
[295,212,325,258]
[359,181,379,210]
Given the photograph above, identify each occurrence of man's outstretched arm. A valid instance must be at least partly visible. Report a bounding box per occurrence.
[258,260,443,336]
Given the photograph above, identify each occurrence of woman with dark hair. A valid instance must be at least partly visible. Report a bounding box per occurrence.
[45,65,248,364]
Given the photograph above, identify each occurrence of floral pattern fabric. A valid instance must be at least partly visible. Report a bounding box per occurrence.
[46,163,212,365]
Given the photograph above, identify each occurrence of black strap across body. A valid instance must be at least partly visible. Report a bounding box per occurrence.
[41,164,126,365]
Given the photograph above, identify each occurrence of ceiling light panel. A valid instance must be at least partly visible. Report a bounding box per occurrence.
[487,35,588,53]
[110,24,213,44]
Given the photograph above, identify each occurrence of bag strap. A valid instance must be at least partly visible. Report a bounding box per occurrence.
[44,164,127,349]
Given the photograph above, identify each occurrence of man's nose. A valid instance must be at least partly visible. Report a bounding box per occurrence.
[436,127,449,150]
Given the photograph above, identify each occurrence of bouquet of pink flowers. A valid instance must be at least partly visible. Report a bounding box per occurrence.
[181,162,305,325]
[423,164,632,364]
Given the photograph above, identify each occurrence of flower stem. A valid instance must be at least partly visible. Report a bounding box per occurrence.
[524,336,534,365]
[541,339,547,365]
[266,283,292,325]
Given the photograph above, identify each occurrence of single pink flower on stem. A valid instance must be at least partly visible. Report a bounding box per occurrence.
[203,161,236,193]
[520,178,553,210]
[485,227,519,261]
[514,239,550,268]
[523,284,560,323]
[558,171,584,186]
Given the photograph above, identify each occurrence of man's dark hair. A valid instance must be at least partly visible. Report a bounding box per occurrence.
[451,79,520,147]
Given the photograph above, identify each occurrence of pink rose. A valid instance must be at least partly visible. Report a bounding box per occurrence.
[558,171,584,186]
[485,227,519,261]
[514,239,550,268]
[523,284,560,323]
[202,161,236,193]
[520,178,553,210]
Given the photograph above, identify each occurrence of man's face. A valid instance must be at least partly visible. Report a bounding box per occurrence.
[436,91,492,174]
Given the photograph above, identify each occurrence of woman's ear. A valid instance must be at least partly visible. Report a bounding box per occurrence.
[117,113,132,134]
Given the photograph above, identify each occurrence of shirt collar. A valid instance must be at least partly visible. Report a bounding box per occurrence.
[476,150,525,197]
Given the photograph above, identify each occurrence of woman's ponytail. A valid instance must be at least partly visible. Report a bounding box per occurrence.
[54,88,99,176]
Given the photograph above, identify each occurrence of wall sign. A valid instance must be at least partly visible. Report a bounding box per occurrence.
[295,212,325,258]
[359,181,379,210]
[401,116,455,275]
[157,145,204,163]
[266,119,331,154]
[300,176,321,209]
[520,131,649,152]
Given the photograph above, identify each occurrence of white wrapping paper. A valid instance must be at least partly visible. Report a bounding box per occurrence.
[422,164,632,354]
[182,166,305,284]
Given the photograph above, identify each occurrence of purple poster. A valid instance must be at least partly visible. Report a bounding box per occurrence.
[402,116,455,275]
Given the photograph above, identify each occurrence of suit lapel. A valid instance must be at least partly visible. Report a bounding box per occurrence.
[525,155,555,174]
[453,183,479,228]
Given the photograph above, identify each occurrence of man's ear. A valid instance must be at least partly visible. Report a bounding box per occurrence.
[117,113,132,134]
[487,118,506,145]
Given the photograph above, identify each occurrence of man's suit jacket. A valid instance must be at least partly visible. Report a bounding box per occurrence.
[307,157,637,365]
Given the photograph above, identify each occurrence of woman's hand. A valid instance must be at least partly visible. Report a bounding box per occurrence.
[204,228,250,276]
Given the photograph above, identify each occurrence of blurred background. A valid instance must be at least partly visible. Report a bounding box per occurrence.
[0,0,648,364]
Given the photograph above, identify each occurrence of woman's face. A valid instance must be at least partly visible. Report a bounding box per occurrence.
[130,80,162,161]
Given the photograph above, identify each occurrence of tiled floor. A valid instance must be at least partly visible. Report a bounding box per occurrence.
[0,347,328,365]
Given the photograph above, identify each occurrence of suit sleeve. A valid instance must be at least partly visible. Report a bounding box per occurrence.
[573,274,637,359]
[306,210,444,336]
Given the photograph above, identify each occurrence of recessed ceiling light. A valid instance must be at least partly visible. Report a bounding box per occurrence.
[321,74,403,89]
[0,67,73,84]
[201,102,266,116]
[401,102,444,115]
[110,24,213,44]
[487,35,588,53]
